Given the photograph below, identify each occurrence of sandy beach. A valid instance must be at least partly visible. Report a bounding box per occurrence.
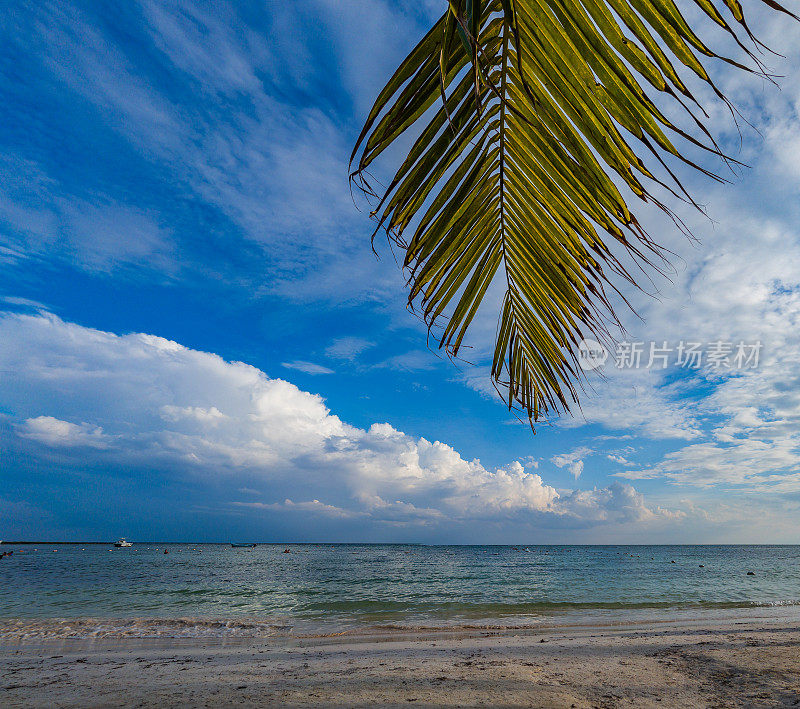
[3,615,800,707]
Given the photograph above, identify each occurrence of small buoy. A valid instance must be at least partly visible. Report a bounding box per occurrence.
[164,549,169,554]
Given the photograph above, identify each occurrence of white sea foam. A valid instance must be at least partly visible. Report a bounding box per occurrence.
[0,617,294,640]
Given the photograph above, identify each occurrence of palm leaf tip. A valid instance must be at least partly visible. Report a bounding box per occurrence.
[350,0,796,427]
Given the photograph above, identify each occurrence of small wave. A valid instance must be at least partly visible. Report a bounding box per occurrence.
[0,617,293,640]
[297,598,800,617]
[4,599,800,640]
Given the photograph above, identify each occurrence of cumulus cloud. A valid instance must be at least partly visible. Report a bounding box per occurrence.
[551,447,592,480]
[0,312,674,530]
[161,406,226,424]
[18,416,111,449]
[558,482,685,524]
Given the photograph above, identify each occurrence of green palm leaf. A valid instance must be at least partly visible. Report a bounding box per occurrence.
[351,0,796,426]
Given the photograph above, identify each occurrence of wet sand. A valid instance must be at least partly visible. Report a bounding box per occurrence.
[3,616,800,707]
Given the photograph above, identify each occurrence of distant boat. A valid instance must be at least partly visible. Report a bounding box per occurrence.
[230,543,257,548]
[114,538,132,547]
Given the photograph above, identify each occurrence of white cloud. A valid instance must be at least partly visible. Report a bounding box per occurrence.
[232,499,360,519]
[374,350,440,372]
[0,312,675,529]
[0,156,175,276]
[1,296,49,310]
[161,406,226,424]
[18,416,111,449]
[596,188,800,490]
[607,453,634,467]
[14,0,425,303]
[281,360,335,376]
[325,336,375,362]
[551,447,592,480]
[617,438,800,490]
[557,482,685,524]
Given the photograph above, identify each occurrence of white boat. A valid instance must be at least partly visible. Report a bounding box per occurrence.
[114,538,132,547]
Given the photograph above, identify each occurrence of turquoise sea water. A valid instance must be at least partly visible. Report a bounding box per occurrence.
[3,544,800,637]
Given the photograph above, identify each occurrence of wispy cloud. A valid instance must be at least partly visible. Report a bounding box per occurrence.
[6,0,429,303]
[375,350,440,372]
[325,336,375,362]
[281,360,335,376]
[0,156,176,276]
[232,499,361,519]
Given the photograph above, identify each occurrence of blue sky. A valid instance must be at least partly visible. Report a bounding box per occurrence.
[2,0,800,543]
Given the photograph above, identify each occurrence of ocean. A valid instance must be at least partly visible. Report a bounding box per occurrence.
[3,544,800,638]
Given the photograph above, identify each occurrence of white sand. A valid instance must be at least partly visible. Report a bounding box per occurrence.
[3,616,800,707]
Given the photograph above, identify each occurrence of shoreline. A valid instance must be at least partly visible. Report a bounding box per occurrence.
[4,613,800,707]
[3,603,800,642]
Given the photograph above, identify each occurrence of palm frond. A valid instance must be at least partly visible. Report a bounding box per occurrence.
[350,0,796,426]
